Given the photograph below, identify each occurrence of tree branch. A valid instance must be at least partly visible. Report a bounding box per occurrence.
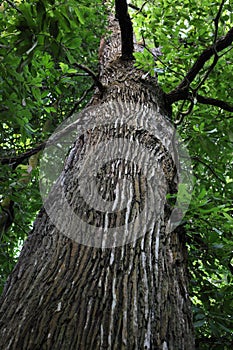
[115,0,134,60]
[166,26,233,104]
[128,3,140,11]
[128,2,147,17]
[73,63,104,93]
[177,26,233,90]
[0,84,96,166]
[64,84,95,120]
[175,99,194,125]
[5,0,23,14]
[213,0,225,43]
[0,144,46,167]
[196,94,233,112]
[193,52,218,92]
[192,156,226,184]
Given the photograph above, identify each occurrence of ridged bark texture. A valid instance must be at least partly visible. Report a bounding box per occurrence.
[0,17,195,350]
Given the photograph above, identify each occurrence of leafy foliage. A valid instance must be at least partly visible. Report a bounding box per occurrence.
[0,0,232,348]
[0,0,106,289]
[131,0,233,347]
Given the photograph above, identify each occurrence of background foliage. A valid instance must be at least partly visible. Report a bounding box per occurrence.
[0,0,232,348]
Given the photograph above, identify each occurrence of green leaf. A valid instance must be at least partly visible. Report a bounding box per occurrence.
[74,8,85,25]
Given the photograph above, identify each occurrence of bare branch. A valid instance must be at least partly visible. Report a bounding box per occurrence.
[165,87,190,104]
[141,35,185,80]
[0,143,45,167]
[64,84,95,120]
[196,94,233,112]
[128,3,140,11]
[166,89,233,113]
[73,63,104,93]
[115,0,134,60]
[135,1,148,15]
[192,156,226,184]
[183,26,233,89]
[1,117,80,166]
[213,0,225,43]
[128,4,147,21]
[5,0,22,14]
[193,53,218,92]
[175,99,194,125]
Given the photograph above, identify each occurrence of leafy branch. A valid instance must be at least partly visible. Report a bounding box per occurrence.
[168,26,233,95]
[166,19,233,112]
[0,82,95,167]
[140,32,185,81]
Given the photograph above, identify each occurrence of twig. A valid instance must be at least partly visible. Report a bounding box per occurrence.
[73,63,104,93]
[193,52,218,92]
[64,84,95,120]
[5,0,22,14]
[140,33,186,80]
[135,1,148,15]
[175,99,186,124]
[0,85,95,166]
[213,0,225,43]
[192,156,226,184]
[175,99,194,125]
[192,0,227,93]
[128,4,140,11]
[128,3,147,17]
[0,143,46,167]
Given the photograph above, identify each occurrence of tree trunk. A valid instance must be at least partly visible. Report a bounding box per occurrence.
[0,17,195,350]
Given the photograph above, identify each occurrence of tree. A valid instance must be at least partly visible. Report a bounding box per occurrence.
[0,0,232,349]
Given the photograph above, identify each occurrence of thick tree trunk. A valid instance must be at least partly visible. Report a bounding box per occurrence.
[0,17,194,350]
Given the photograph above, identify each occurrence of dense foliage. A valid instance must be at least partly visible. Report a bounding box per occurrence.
[0,0,106,286]
[0,0,232,348]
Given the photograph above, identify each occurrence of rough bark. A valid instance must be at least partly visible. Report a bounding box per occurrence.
[0,16,195,350]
